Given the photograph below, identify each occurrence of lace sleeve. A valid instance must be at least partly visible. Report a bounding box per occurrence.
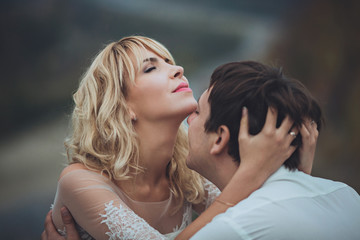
[52,170,166,240]
[203,178,221,209]
[100,201,166,240]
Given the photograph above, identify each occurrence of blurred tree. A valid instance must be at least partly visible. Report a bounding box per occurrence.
[0,0,239,140]
[267,0,360,191]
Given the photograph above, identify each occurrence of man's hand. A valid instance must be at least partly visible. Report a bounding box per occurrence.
[298,119,319,174]
[41,207,80,240]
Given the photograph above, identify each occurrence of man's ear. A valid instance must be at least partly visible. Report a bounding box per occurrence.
[209,125,230,155]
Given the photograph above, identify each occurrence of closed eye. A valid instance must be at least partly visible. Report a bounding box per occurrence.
[144,66,156,73]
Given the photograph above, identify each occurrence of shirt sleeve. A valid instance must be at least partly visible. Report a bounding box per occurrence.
[51,170,166,240]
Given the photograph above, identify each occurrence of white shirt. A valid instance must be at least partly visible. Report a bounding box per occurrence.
[191,166,360,240]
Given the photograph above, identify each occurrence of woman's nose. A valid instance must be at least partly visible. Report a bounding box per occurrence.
[170,65,184,79]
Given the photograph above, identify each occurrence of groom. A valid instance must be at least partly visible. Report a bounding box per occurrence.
[43,61,360,239]
[184,61,360,239]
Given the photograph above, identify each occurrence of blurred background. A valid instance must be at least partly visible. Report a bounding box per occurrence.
[1,0,359,239]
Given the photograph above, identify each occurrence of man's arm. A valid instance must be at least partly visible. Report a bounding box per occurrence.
[41,207,80,240]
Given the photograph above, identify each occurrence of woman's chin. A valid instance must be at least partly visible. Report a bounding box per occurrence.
[172,107,197,124]
[183,103,197,117]
[174,98,197,116]
[187,99,198,112]
[151,99,197,123]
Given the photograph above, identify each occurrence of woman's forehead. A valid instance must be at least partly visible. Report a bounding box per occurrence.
[131,47,161,63]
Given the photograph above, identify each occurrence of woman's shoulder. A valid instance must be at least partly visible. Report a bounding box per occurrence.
[59,163,87,179]
[59,163,109,182]
[59,163,93,180]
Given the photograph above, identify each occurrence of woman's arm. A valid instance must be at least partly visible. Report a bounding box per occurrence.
[50,169,166,240]
[176,107,298,240]
[44,108,319,240]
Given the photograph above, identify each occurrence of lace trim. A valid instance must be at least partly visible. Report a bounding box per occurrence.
[203,179,221,209]
[171,201,192,233]
[52,200,193,240]
[100,200,167,240]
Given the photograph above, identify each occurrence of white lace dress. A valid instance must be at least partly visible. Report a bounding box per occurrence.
[51,169,220,240]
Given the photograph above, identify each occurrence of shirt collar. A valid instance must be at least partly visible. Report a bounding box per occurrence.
[264,165,298,185]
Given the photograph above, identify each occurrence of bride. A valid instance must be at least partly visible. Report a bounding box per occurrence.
[44,36,315,239]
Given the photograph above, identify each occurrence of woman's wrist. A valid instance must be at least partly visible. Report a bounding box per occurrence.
[217,164,265,204]
[176,165,268,240]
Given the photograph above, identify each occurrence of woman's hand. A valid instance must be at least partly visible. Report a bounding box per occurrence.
[237,107,297,182]
[41,208,80,240]
[297,119,319,174]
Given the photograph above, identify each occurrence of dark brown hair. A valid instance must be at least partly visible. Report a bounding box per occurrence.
[205,61,323,170]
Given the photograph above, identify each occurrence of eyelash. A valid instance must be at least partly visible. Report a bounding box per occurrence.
[144,66,156,73]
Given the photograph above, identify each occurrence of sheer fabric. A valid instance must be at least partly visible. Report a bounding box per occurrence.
[51,169,220,240]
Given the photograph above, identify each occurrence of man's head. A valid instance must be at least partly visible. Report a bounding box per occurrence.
[187,61,323,174]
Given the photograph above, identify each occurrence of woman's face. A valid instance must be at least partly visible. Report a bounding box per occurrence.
[127,49,197,123]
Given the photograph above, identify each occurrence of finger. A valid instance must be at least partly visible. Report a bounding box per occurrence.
[289,127,299,136]
[302,118,312,133]
[299,123,310,143]
[263,107,278,132]
[279,115,294,136]
[286,145,297,159]
[41,231,47,240]
[61,207,80,240]
[310,120,317,128]
[302,119,318,143]
[44,210,57,235]
[239,106,250,140]
[310,120,319,138]
[287,126,299,145]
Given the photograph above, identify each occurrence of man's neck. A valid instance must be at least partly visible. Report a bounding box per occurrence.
[206,156,239,191]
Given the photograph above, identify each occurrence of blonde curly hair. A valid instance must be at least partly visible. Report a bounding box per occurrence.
[65,36,205,212]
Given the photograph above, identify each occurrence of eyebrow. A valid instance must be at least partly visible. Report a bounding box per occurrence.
[143,57,159,63]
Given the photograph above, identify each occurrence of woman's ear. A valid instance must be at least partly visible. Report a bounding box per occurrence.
[210,125,230,155]
[128,108,137,121]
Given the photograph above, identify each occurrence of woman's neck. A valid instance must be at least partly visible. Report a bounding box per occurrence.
[117,118,182,201]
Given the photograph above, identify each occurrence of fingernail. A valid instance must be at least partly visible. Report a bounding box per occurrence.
[61,207,70,217]
[242,106,247,116]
